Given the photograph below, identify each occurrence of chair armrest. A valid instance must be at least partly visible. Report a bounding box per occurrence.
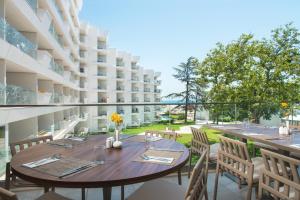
[0,187,17,200]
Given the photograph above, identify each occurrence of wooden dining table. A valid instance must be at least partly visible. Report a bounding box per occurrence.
[207,123,300,155]
[10,134,189,200]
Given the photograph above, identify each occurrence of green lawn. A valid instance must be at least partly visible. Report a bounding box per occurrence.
[122,122,194,135]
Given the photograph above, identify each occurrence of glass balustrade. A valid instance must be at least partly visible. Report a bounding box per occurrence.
[0,83,5,105]
[50,59,64,76]
[26,0,38,13]
[5,84,36,105]
[49,23,64,48]
[0,17,37,58]
[50,93,63,103]
[51,0,64,21]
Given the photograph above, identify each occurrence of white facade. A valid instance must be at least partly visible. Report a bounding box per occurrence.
[79,24,161,131]
[0,0,161,175]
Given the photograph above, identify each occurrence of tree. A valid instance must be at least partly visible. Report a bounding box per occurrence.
[197,23,300,123]
[167,57,197,123]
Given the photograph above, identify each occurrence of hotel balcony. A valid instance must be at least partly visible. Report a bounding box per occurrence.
[132,97,139,102]
[96,110,107,119]
[37,91,53,104]
[144,97,151,102]
[97,41,106,49]
[131,87,139,92]
[0,17,37,59]
[131,63,139,70]
[49,58,64,76]
[116,98,125,103]
[117,106,125,115]
[116,58,124,67]
[144,88,151,93]
[116,86,125,91]
[154,80,162,85]
[98,96,107,103]
[116,73,125,79]
[132,107,139,113]
[97,86,107,92]
[97,55,107,63]
[49,23,64,49]
[144,106,151,112]
[51,92,64,103]
[154,89,161,93]
[5,84,37,105]
[79,68,88,76]
[131,76,139,82]
[144,78,151,83]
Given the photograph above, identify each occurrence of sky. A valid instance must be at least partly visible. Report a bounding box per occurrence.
[79,0,300,96]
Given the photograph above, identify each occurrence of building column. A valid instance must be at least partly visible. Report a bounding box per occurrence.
[4,124,9,161]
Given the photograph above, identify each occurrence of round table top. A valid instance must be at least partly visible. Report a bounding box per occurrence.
[10,135,189,188]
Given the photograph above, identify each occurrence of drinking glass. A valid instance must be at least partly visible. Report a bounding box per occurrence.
[93,145,106,164]
[145,135,152,150]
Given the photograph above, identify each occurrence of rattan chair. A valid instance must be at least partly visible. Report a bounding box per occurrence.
[5,135,53,191]
[145,130,178,141]
[6,135,87,200]
[188,127,219,178]
[127,149,209,200]
[258,149,300,200]
[213,136,264,200]
[0,187,71,200]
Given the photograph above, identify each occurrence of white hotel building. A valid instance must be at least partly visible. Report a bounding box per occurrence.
[0,0,161,175]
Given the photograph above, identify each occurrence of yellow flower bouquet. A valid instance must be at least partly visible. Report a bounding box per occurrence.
[111,113,123,143]
[111,112,123,127]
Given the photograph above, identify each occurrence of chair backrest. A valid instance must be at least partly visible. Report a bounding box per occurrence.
[190,127,210,155]
[0,187,18,200]
[218,136,253,182]
[259,149,300,200]
[145,130,178,141]
[10,135,53,156]
[185,149,208,200]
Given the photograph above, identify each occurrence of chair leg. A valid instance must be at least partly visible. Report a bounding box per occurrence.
[177,169,182,185]
[121,185,125,200]
[246,182,253,200]
[213,164,220,200]
[44,187,49,193]
[204,188,209,200]
[252,145,256,157]
[81,188,85,200]
[5,162,11,190]
[188,149,193,178]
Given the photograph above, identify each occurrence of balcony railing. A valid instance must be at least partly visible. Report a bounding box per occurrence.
[117,98,125,103]
[97,72,106,76]
[132,108,139,113]
[116,74,124,79]
[154,89,161,93]
[154,80,162,84]
[97,86,106,90]
[26,0,38,13]
[132,87,139,92]
[50,93,63,103]
[97,57,106,63]
[144,88,151,92]
[117,110,124,114]
[131,65,139,70]
[0,83,5,105]
[144,98,151,102]
[98,98,107,103]
[116,87,125,91]
[97,43,106,49]
[80,35,85,43]
[51,0,64,21]
[131,77,139,81]
[50,59,64,76]
[49,23,64,48]
[132,97,139,102]
[0,17,37,58]
[6,84,36,105]
[98,111,107,116]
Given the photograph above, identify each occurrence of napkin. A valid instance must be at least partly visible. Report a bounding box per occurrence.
[23,157,60,168]
[143,155,174,164]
